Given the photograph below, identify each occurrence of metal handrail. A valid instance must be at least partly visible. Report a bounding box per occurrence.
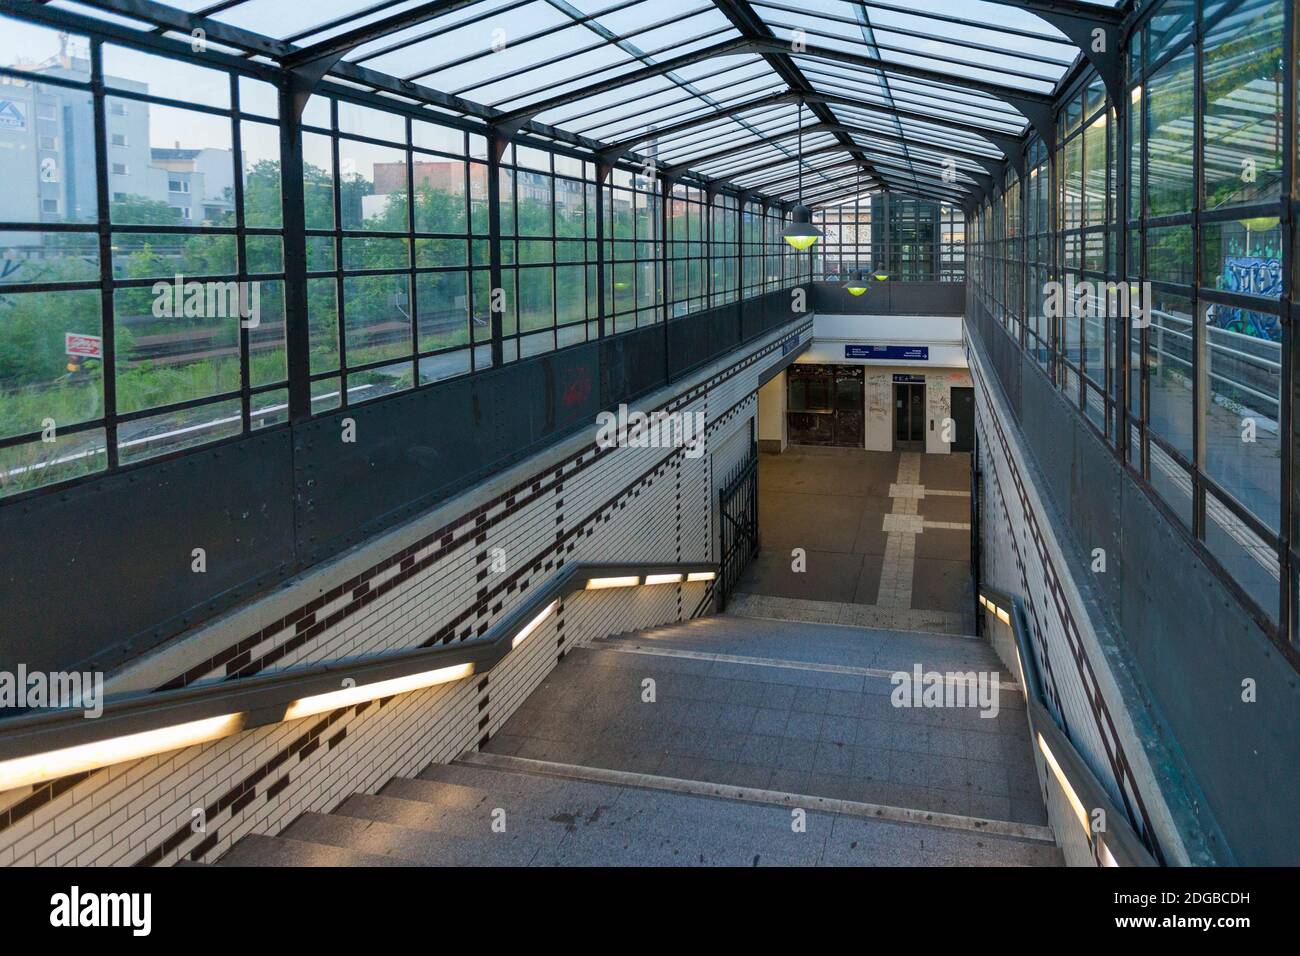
[0,561,717,783]
[978,584,1157,867]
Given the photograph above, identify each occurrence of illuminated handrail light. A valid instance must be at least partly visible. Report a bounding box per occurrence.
[643,573,683,585]
[1037,731,1117,865]
[284,663,475,721]
[686,571,716,582]
[0,714,244,792]
[512,600,558,649]
[978,594,1010,625]
[585,575,640,590]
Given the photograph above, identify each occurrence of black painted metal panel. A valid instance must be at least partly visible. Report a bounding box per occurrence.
[599,324,666,407]
[0,430,297,674]
[668,305,741,379]
[295,344,602,564]
[812,281,964,315]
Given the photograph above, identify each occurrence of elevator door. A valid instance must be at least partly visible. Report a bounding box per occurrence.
[894,382,925,451]
[950,387,974,453]
[833,372,864,446]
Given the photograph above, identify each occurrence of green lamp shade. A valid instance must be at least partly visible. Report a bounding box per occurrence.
[845,270,869,296]
[782,204,821,250]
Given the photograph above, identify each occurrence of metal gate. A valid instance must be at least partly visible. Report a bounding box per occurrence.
[718,449,759,611]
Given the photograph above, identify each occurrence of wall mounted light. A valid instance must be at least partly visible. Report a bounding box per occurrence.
[0,713,245,792]
[644,573,684,585]
[585,575,641,590]
[512,600,558,649]
[284,663,475,721]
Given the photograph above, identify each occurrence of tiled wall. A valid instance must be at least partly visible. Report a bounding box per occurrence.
[0,319,811,867]
[968,333,1201,866]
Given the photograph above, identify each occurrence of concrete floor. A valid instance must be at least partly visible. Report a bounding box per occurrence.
[736,446,974,623]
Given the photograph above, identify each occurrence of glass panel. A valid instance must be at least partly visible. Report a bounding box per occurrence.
[107,100,234,227]
[0,233,99,285]
[1201,0,1284,210]
[1147,291,1194,459]
[343,273,411,365]
[416,271,469,352]
[0,288,103,441]
[339,138,408,230]
[241,120,281,228]
[1203,304,1281,530]
[1145,47,1194,218]
[0,86,97,224]
[103,45,230,109]
[113,285,239,413]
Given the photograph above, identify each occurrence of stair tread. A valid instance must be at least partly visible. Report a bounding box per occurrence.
[218,832,406,867]
[234,762,1061,866]
[284,810,550,866]
[606,614,1003,675]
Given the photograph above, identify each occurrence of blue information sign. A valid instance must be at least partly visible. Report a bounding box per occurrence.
[844,344,929,361]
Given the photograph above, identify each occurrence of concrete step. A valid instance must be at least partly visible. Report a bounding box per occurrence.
[217,832,406,867]
[605,613,1003,676]
[724,592,976,637]
[283,809,551,866]
[220,754,1060,866]
[297,761,1059,866]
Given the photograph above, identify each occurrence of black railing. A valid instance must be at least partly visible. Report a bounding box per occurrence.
[718,448,759,612]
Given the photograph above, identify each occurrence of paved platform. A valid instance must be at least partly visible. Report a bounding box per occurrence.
[740,446,974,627]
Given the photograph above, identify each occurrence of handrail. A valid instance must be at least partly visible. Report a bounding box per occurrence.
[0,561,717,791]
[978,584,1157,867]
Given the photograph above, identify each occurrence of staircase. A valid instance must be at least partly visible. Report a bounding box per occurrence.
[221,614,1061,866]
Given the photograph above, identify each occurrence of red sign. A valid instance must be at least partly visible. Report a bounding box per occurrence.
[65,333,102,359]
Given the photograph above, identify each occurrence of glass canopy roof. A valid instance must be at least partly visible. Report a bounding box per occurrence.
[43,0,1126,207]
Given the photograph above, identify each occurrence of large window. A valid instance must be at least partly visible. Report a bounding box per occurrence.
[969,0,1294,632]
[0,21,287,496]
[812,202,871,281]
[668,183,707,317]
[602,166,660,332]
[0,7,823,506]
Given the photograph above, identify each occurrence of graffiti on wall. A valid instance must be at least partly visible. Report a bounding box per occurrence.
[1208,256,1282,342]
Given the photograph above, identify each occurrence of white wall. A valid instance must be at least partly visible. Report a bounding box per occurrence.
[804,313,967,370]
[790,312,970,454]
[757,370,787,452]
[850,363,971,453]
